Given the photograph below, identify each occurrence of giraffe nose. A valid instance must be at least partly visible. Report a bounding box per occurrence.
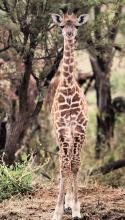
[67,32,73,37]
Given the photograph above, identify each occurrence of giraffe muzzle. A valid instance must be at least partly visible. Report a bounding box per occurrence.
[66,32,73,38]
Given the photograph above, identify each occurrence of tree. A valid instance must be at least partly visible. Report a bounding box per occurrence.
[85,0,124,158]
[0,0,63,165]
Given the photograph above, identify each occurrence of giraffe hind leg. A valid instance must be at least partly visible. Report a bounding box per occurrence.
[52,174,64,220]
[71,168,81,219]
[71,142,81,219]
[52,159,72,219]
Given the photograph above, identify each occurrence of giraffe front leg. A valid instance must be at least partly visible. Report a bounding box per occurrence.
[52,203,64,220]
[52,175,64,220]
[53,155,71,220]
[71,158,81,219]
[63,160,73,213]
[72,174,81,219]
[64,189,73,213]
[65,190,73,209]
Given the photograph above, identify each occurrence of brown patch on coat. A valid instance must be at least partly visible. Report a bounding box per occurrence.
[72,93,80,102]
[58,95,65,103]
[59,104,69,110]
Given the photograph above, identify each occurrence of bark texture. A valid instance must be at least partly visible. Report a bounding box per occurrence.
[90,47,115,159]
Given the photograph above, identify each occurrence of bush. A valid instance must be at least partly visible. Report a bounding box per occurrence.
[0,160,33,202]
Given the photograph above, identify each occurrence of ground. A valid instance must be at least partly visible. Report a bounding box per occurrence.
[0,185,125,220]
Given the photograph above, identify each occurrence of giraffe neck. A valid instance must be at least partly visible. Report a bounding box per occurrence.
[62,38,75,84]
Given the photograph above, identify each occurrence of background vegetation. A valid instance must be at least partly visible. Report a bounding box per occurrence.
[0,0,125,204]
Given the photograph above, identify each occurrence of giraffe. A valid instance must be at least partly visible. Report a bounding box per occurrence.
[51,9,89,220]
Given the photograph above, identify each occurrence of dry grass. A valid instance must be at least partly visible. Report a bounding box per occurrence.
[0,184,125,220]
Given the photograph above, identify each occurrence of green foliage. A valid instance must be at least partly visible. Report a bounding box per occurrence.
[0,160,33,202]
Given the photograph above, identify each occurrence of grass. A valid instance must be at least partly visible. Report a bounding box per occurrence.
[96,169,125,188]
[0,159,33,202]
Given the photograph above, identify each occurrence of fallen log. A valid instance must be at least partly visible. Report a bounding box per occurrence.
[90,159,125,175]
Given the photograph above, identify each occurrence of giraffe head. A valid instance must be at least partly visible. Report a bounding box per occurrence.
[51,11,89,40]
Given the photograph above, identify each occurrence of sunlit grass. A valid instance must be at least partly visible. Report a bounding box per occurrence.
[0,159,33,202]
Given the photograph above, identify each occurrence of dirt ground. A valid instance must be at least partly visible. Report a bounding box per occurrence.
[0,185,125,220]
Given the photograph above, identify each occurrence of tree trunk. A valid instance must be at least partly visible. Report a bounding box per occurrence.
[3,113,28,165]
[2,49,63,165]
[90,47,115,159]
[0,121,6,150]
[95,70,114,159]
[87,3,122,159]
[3,51,33,165]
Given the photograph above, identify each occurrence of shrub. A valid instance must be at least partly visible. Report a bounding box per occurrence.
[0,160,33,202]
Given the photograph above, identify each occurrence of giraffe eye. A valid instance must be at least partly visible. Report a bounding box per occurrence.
[60,25,64,29]
[75,26,79,29]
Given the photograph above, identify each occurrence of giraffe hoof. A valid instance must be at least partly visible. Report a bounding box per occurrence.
[72,217,81,220]
[64,207,72,214]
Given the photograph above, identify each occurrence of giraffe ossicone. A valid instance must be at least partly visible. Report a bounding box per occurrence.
[51,10,89,220]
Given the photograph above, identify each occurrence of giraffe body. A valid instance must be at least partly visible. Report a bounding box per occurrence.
[51,11,89,220]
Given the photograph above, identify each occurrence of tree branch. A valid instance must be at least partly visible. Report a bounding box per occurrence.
[31,48,63,117]
[84,75,95,94]
[94,6,101,41]
[90,159,125,175]
[108,4,122,41]
[34,55,56,60]
[0,4,6,11]
[2,0,17,23]
[24,0,30,20]
[19,53,33,112]
[0,45,10,53]
[44,48,63,87]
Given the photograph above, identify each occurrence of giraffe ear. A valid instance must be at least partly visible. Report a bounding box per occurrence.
[78,14,89,26]
[51,14,62,24]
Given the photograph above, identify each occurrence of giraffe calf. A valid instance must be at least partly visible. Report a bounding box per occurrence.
[51,9,89,220]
